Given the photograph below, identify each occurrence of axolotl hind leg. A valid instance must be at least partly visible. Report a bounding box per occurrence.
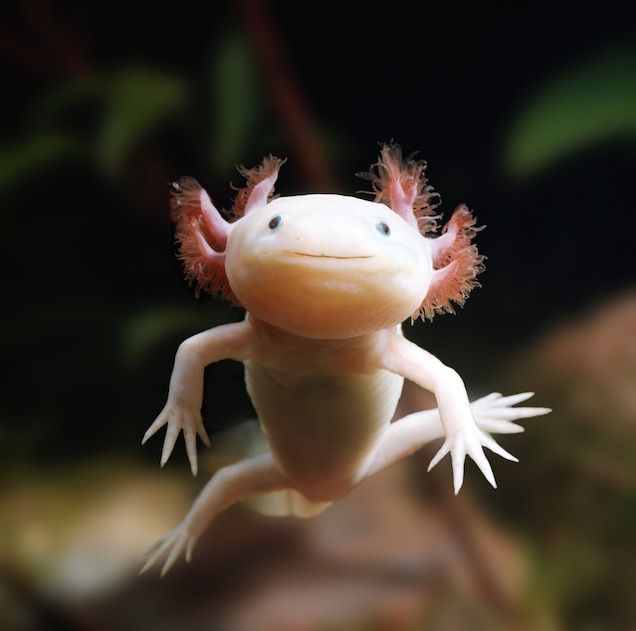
[365,392,551,481]
[140,451,288,576]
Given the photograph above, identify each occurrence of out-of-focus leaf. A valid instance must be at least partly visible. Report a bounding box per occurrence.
[210,34,262,170]
[29,77,103,126]
[120,305,223,366]
[503,48,636,178]
[0,133,80,193]
[96,68,188,174]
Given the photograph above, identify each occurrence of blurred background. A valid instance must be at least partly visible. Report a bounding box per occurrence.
[1,1,635,629]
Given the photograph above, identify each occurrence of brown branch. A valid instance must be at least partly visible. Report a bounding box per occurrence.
[235,0,336,191]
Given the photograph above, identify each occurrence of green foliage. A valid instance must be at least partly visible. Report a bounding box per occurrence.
[0,67,187,191]
[0,133,80,192]
[210,34,262,171]
[120,305,227,367]
[30,76,103,126]
[0,37,264,192]
[503,47,636,178]
[96,68,188,175]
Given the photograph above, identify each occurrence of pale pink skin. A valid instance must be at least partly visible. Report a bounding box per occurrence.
[141,172,551,576]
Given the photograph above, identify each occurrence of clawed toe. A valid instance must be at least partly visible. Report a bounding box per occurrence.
[140,525,197,577]
[143,401,210,475]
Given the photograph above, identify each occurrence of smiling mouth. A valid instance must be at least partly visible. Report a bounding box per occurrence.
[290,252,374,260]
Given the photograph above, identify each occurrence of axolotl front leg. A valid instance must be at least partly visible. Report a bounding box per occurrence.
[141,319,293,576]
[142,321,254,476]
[379,334,528,494]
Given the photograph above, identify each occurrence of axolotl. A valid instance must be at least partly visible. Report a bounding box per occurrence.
[141,145,550,575]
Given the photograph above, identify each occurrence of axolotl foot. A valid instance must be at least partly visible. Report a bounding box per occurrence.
[139,519,200,578]
[140,452,287,576]
[427,392,546,494]
[142,400,211,476]
[366,391,551,494]
[430,392,551,494]
[470,391,550,434]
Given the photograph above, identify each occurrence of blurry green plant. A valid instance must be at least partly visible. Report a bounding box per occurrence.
[0,33,268,194]
[96,68,188,175]
[210,33,263,171]
[0,132,80,191]
[120,305,230,367]
[503,47,636,178]
[1,67,188,191]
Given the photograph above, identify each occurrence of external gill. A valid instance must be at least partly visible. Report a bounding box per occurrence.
[170,178,234,301]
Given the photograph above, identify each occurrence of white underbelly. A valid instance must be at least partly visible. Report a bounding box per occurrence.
[244,360,403,499]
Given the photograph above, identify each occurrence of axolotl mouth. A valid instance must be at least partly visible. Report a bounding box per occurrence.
[277,251,401,276]
[289,252,375,260]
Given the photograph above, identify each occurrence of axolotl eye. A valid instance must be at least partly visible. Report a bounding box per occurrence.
[268,215,283,230]
[376,221,391,236]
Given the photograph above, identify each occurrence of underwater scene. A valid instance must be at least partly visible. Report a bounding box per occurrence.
[1,2,635,629]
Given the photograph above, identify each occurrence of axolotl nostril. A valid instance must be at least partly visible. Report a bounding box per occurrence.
[141,143,551,576]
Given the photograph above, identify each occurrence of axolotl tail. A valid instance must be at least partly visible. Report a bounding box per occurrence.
[201,419,331,518]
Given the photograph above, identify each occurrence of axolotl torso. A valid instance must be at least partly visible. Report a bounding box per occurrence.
[141,146,550,574]
[234,192,428,499]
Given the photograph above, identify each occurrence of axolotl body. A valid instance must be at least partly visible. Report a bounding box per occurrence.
[141,145,550,575]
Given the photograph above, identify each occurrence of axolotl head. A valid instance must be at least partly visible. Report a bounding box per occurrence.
[170,146,484,339]
[226,194,430,338]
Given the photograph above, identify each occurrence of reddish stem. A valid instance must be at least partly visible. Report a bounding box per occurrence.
[236,0,336,191]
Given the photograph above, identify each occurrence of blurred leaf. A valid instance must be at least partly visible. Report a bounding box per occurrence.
[96,68,188,174]
[0,133,80,193]
[210,34,262,170]
[29,76,103,126]
[5,68,187,186]
[503,47,636,178]
[120,305,222,366]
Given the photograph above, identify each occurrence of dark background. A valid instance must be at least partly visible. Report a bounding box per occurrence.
[1,2,635,629]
